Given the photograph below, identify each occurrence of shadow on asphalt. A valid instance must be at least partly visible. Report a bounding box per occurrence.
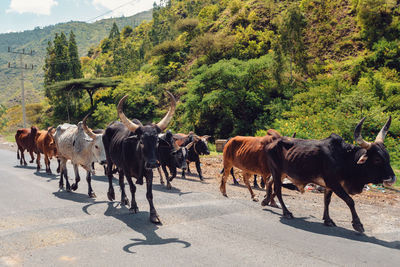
[81,201,191,254]
[152,183,193,196]
[53,191,96,204]
[263,208,400,250]
[33,170,58,182]
[14,165,37,170]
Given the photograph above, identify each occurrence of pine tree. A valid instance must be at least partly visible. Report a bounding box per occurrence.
[109,22,120,40]
[53,32,70,81]
[43,40,56,86]
[68,31,83,79]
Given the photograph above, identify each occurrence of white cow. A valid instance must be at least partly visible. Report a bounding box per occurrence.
[53,114,106,198]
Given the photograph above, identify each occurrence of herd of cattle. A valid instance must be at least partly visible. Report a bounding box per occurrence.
[14,91,397,232]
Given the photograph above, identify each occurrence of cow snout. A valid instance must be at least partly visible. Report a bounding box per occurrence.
[205,150,210,155]
[383,175,396,187]
[145,160,159,169]
[100,160,107,165]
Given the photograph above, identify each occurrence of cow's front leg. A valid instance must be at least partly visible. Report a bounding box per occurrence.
[181,169,186,179]
[59,160,71,192]
[195,160,203,180]
[107,162,115,201]
[86,171,96,198]
[331,184,364,232]
[231,168,239,185]
[20,149,27,166]
[243,172,258,202]
[157,167,165,185]
[45,155,52,174]
[36,152,41,172]
[145,170,160,224]
[323,189,336,227]
[29,150,35,163]
[186,161,191,173]
[272,171,293,219]
[118,171,129,205]
[71,164,81,191]
[125,175,139,213]
[253,175,259,188]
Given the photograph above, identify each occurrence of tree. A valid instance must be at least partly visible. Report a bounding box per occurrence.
[68,31,83,79]
[53,32,70,81]
[109,22,120,40]
[278,5,308,80]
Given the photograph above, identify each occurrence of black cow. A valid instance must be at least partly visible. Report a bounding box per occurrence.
[157,130,193,189]
[102,92,176,224]
[263,117,396,232]
[176,134,210,180]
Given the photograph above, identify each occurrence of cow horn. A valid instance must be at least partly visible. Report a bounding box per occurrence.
[186,141,195,150]
[156,91,176,131]
[47,126,54,135]
[354,117,371,149]
[117,95,140,132]
[82,113,97,139]
[375,116,391,143]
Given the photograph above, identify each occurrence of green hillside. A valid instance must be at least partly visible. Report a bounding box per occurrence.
[0,10,152,105]
[2,0,400,173]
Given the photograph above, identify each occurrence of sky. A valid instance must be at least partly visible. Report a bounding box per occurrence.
[0,0,160,34]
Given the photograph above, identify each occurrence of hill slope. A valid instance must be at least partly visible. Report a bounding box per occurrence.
[0,10,152,106]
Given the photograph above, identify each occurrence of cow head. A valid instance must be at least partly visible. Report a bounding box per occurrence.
[118,91,176,170]
[82,114,107,166]
[190,134,210,155]
[354,116,396,187]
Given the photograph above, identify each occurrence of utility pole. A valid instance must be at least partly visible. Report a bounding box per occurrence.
[7,47,34,128]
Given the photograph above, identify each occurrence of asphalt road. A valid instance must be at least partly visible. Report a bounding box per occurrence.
[1,148,399,267]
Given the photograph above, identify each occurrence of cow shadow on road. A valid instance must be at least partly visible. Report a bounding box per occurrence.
[82,201,191,254]
[14,165,37,170]
[263,208,400,250]
[152,183,193,196]
[53,191,96,204]
[33,171,58,182]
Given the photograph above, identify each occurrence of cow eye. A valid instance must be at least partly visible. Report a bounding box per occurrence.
[95,145,99,149]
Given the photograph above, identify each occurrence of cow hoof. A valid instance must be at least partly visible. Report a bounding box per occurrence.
[129,207,139,214]
[59,184,63,190]
[352,221,365,233]
[46,169,52,174]
[269,202,280,209]
[66,186,71,192]
[324,219,337,227]
[160,180,165,185]
[252,197,259,202]
[261,198,268,206]
[107,191,115,201]
[254,184,259,189]
[223,193,228,198]
[121,197,129,206]
[166,183,172,190]
[24,162,27,166]
[30,160,34,163]
[56,167,60,173]
[89,192,96,198]
[136,179,143,185]
[71,183,78,191]
[283,212,294,219]
[36,167,40,172]
[199,177,204,181]
[150,213,161,224]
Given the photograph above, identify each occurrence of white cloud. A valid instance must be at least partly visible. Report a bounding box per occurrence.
[7,0,58,15]
[92,0,160,18]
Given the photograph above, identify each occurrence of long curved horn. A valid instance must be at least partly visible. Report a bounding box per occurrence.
[82,113,97,139]
[117,95,139,132]
[156,91,176,131]
[354,117,371,149]
[375,116,391,143]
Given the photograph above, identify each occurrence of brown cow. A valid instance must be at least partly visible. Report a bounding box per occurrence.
[15,126,38,166]
[35,127,59,174]
[220,129,284,202]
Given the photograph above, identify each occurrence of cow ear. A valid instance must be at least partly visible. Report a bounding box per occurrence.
[85,138,93,143]
[357,154,368,164]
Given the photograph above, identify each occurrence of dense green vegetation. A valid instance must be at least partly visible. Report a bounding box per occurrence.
[0,10,152,106]
[1,0,400,174]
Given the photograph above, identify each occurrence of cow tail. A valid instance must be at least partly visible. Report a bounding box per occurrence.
[17,149,20,159]
[220,168,224,174]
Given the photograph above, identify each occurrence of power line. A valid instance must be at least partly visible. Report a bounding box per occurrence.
[86,0,140,22]
[7,47,35,128]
